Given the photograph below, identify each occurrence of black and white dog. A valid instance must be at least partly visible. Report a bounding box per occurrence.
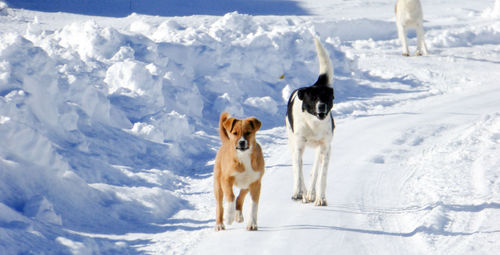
[285,38,334,206]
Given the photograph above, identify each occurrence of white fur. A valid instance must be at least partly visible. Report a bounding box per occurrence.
[235,209,244,223]
[286,92,333,205]
[223,200,235,225]
[314,37,333,85]
[396,0,428,56]
[232,146,261,229]
[232,146,261,189]
[247,200,258,230]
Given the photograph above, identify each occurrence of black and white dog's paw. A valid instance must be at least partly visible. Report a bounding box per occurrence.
[291,192,303,201]
[246,223,258,231]
[305,190,316,203]
[314,197,328,206]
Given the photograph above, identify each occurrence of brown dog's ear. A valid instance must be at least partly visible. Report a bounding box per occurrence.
[223,117,237,135]
[246,117,261,132]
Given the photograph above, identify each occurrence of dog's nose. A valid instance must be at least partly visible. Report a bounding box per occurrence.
[317,103,327,113]
[239,140,247,148]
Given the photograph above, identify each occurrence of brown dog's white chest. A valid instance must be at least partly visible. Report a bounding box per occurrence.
[232,148,261,189]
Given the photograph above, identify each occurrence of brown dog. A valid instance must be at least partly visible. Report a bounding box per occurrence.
[213,112,265,231]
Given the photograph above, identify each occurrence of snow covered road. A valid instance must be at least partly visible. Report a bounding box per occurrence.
[190,68,500,255]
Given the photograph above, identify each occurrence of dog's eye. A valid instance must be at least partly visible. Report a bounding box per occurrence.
[244,132,250,137]
[233,131,237,135]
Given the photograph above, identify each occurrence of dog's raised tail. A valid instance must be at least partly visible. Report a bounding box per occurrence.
[219,112,231,142]
[314,37,333,86]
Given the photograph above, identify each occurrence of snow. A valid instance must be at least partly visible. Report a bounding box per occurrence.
[1,0,500,254]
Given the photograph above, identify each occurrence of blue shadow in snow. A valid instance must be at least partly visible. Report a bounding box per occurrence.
[5,0,310,17]
[259,202,500,236]
[260,224,500,237]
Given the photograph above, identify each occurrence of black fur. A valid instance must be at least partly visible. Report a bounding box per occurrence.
[286,74,334,133]
[229,119,236,133]
[286,91,296,132]
[330,114,335,133]
[313,73,330,87]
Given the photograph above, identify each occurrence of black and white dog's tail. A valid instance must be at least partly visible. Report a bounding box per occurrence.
[313,37,333,87]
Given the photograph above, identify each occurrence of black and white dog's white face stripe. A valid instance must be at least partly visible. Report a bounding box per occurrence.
[286,74,334,132]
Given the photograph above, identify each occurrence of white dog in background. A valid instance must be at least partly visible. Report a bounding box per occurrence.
[395,0,428,56]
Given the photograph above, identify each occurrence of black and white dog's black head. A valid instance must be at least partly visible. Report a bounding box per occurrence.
[296,74,334,120]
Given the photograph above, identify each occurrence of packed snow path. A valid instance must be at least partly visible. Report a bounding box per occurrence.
[191,85,500,255]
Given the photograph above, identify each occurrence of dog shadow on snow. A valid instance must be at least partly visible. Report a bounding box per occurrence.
[260,224,500,237]
[259,202,500,237]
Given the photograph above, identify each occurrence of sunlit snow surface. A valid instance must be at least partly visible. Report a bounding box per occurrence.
[1,0,499,254]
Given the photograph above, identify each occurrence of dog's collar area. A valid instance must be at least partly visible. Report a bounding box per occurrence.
[315,111,331,120]
[316,113,327,120]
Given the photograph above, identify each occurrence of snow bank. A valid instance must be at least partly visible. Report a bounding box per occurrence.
[482,0,500,18]
[0,1,7,15]
[0,18,190,254]
[430,22,500,48]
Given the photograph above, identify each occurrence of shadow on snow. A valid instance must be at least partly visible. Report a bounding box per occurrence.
[5,0,310,17]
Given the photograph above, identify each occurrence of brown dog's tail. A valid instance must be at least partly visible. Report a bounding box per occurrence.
[219,112,231,142]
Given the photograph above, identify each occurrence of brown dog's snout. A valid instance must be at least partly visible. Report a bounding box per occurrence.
[236,138,249,151]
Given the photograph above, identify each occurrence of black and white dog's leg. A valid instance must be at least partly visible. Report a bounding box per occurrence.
[291,139,306,201]
[305,147,322,203]
[315,144,331,206]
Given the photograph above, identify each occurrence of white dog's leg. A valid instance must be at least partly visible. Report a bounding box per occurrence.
[315,145,331,206]
[397,23,410,56]
[223,200,235,225]
[291,139,306,200]
[415,22,428,56]
[306,147,322,203]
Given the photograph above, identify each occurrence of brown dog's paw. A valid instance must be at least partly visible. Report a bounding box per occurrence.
[215,224,225,231]
[235,210,244,223]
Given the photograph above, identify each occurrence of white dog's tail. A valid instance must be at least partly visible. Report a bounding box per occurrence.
[314,37,333,86]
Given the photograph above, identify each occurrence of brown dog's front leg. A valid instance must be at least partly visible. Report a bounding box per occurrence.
[247,181,261,231]
[214,177,225,231]
[235,189,248,223]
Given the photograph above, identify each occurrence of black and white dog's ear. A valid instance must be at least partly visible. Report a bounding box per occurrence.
[328,87,334,99]
[246,117,262,132]
[297,88,305,100]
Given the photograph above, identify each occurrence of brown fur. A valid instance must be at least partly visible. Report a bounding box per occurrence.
[213,112,265,231]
